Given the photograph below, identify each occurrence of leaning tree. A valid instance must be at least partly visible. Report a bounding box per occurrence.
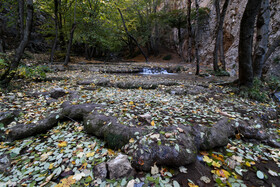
[0,0,34,88]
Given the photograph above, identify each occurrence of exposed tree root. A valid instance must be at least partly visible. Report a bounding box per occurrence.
[3,102,280,171]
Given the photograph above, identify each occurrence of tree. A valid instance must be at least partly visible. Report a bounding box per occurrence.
[0,0,34,88]
[50,0,59,63]
[253,0,270,78]
[195,0,200,75]
[238,0,263,87]
[213,0,230,72]
[64,0,77,66]
[117,6,148,62]
[18,0,24,41]
[186,0,192,63]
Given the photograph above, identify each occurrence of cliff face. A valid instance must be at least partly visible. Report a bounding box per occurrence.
[176,0,279,76]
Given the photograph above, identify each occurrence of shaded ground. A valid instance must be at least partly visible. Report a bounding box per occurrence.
[0,62,279,186]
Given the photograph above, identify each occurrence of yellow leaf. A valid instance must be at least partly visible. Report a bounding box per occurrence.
[129,101,134,105]
[212,161,221,168]
[230,92,235,96]
[151,120,155,126]
[245,161,251,167]
[188,183,199,187]
[138,87,142,90]
[55,175,76,187]
[129,138,135,143]
[86,152,95,158]
[58,141,67,148]
[203,156,213,164]
[212,169,230,179]
[49,163,54,169]
[108,149,115,156]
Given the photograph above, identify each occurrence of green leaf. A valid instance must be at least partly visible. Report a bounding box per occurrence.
[173,180,180,187]
[256,170,264,179]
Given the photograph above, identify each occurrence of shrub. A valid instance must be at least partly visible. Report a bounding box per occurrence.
[239,78,269,102]
[17,65,52,80]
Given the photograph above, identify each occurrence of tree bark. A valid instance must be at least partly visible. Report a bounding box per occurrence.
[263,35,280,64]
[238,0,263,87]
[195,0,200,75]
[0,22,4,53]
[117,7,148,62]
[50,0,59,63]
[0,0,33,87]
[18,0,25,41]
[213,0,221,72]
[64,0,77,66]
[187,0,192,63]
[253,0,270,78]
[213,0,229,72]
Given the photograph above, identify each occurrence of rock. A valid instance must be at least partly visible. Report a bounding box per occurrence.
[107,154,135,179]
[50,88,66,99]
[94,163,107,180]
[0,111,20,127]
[0,154,11,173]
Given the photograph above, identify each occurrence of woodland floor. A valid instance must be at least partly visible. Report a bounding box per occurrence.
[0,60,280,187]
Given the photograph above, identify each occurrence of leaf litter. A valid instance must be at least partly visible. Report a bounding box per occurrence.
[0,70,279,186]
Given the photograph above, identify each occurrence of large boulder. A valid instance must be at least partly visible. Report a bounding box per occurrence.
[107,154,135,179]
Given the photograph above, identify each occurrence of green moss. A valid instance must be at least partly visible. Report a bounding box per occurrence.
[105,132,128,149]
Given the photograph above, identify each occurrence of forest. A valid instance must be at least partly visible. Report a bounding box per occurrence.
[0,0,280,186]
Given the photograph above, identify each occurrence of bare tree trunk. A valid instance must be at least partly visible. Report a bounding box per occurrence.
[253,0,270,78]
[152,0,159,56]
[0,22,4,53]
[213,0,221,72]
[238,0,262,87]
[64,0,77,66]
[219,0,229,70]
[50,0,59,63]
[187,0,192,63]
[213,0,229,71]
[263,35,280,64]
[195,0,200,75]
[0,0,33,87]
[117,7,148,62]
[18,0,24,41]
[178,24,186,62]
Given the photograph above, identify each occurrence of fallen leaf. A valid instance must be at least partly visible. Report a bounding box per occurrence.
[86,152,95,158]
[58,141,67,148]
[200,176,211,184]
[151,120,155,126]
[151,164,159,175]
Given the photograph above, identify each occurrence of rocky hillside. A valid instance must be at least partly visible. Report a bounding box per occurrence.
[173,0,280,76]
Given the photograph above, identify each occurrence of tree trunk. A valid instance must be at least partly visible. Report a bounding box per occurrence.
[18,0,25,41]
[0,0,33,87]
[253,0,270,78]
[187,0,192,63]
[238,0,262,87]
[263,35,280,64]
[195,0,200,75]
[117,7,148,62]
[0,22,4,53]
[213,0,221,72]
[50,0,59,63]
[64,0,77,66]
[213,0,229,72]
[178,25,186,62]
